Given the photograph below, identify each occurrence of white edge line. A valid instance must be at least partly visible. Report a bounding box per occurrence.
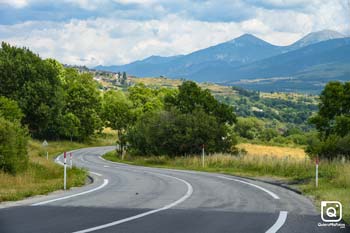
[81,156,87,163]
[98,155,108,162]
[217,176,288,233]
[72,172,193,233]
[98,154,287,232]
[265,211,288,233]
[56,160,64,166]
[89,171,102,177]
[217,175,280,199]
[31,179,109,206]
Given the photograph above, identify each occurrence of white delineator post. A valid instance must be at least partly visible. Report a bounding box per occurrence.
[42,140,49,160]
[202,144,205,168]
[315,156,319,188]
[64,152,67,190]
[70,152,73,169]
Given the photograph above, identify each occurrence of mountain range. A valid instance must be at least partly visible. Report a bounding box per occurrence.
[95,30,350,93]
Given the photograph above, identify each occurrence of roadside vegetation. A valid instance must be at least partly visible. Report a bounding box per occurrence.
[0,129,116,202]
[0,43,116,202]
[0,140,85,202]
[0,134,116,202]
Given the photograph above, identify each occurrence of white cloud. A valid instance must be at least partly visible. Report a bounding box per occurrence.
[113,0,156,4]
[0,17,246,66]
[0,0,349,66]
[0,0,28,8]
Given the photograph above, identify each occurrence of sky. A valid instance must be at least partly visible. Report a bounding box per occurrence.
[0,0,349,66]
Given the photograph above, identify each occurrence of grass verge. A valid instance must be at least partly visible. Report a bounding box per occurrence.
[103,150,350,223]
[0,135,115,202]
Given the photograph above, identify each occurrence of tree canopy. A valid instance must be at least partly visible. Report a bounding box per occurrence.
[308,81,350,159]
[0,43,103,141]
[127,81,237,156]
[165,81,236,124]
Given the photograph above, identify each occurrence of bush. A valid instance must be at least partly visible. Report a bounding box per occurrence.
[127,108,237,156]
[306,134,350,159]
[0,117,29,174]
[0,96,23,122]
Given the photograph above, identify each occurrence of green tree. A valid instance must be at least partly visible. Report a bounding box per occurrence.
[127,108,236,156]
[260,128,279,141]
[165,81,236,124]
[60,113,80,141]
[0,43,65,138]
[64,69,102,140]
[235,117,264,140]
[309,81,347,138]
[308,81,350,159]
[0,117,28,174]
[127,82,237,156]
[0,96,23,122]
[102,90,133,155]
[103,91,133,130]
[128,83,167,116]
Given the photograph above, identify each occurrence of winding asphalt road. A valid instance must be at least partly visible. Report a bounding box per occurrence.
[0,146,348,233]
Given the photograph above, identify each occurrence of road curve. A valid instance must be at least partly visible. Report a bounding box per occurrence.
[0,146,348,233]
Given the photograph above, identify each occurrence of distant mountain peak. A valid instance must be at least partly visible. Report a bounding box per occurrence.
[95,29,350,87]
[229,33,271,46]
[291,29,345,48]
[236,33,256,39]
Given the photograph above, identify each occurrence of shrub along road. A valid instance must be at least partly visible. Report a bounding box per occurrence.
[0,147,348,233]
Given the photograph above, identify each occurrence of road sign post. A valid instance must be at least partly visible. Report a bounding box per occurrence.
[70,152,73,169]
[64,152,67,190]
[315,156,319,188]
[202,144,205,168]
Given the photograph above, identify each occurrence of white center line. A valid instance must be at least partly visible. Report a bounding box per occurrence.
[72,172,193,233]
[266,211,288,233]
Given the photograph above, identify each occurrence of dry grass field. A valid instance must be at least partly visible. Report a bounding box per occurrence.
[260,92,318,104]
[237,143,307,160]
[129,77,235,96]
[130,77,182,88]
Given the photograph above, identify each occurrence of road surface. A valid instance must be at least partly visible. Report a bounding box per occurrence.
[0,146,348,233]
